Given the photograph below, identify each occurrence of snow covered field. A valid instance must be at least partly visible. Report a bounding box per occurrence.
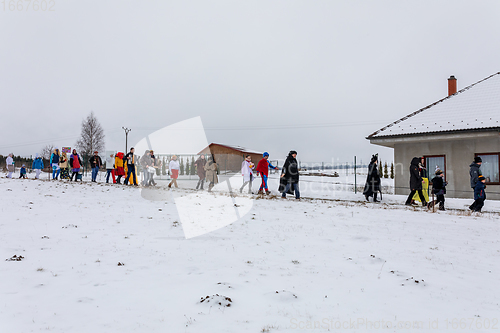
[1,175,499,332]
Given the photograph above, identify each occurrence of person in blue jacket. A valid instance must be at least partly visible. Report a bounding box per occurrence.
[19,165,27,179]
[32,153,44,179]
[469,175,486,212]
[50,148,61,180]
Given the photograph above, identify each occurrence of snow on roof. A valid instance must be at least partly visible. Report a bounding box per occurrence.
[368,72,500,139]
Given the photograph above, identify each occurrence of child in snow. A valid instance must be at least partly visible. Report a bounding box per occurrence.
[470,175,486,212]
[429,169,447,211]
[19,165,27,179]
[32,153,44,179]
[256,152,279,195]
[240,155,255,194]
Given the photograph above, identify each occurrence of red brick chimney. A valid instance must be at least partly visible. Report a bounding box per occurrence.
[448,75,457,96]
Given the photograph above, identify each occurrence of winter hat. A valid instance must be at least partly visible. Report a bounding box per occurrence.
[289,150,298,155]
[35,153,39,158]
[22,164,25,167]
[435,169,443,175]
[474,156,482,163]
[263,152,269,157]
[370,154,378,163]
[478,175,486,181]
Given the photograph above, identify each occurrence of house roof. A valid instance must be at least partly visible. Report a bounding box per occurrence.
[367,72,500,139]
[198,143,263,155]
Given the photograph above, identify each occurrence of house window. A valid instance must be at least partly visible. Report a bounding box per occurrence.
[476,153,500,184]
[424,155,446,179]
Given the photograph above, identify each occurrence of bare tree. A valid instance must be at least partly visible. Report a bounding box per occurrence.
[75,111,105,160]
[40,144,55,160]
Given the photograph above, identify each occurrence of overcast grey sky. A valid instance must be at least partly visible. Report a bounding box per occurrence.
[1,0,499,164]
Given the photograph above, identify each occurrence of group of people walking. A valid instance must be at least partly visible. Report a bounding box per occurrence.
[363,154,488,212]
[238,150,300,199]
[29,148,85,181]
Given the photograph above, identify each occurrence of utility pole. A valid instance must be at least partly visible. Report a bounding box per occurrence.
[354,156,357,194]
[122,127,131,152]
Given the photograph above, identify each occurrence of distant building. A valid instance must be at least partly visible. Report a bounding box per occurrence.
[198,143,263,173]
[367,73,500,199]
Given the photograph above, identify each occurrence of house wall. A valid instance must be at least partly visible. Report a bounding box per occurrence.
[394,135,500,200]
[199,145,262,173]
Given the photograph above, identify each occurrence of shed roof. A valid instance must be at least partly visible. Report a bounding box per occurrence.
[198,143,262,155]
[367,72,500,139]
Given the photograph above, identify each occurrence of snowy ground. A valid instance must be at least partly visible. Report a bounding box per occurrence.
[1,174,499,332]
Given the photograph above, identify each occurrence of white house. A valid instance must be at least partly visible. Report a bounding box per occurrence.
[367,73,500,199]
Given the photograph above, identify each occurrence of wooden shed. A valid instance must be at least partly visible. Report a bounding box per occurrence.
[198,143,263,173]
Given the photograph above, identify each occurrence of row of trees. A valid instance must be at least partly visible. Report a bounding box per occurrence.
[378,162,395,179]
[157,156,198,176]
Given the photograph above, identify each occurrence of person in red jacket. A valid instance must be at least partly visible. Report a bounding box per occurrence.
[255,152,278,195]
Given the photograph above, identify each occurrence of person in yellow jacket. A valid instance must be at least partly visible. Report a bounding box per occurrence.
[115,152,126,184]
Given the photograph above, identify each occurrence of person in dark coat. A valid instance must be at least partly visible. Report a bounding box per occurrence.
[89,151,103,182]
[470,175,486,212]
[469,156,482,189]
[405,157,427,206]
[281,150,300,199]
[194,155,207,190]
[429,169,447,211]
[363,154,381,202]
[124,147,138,186]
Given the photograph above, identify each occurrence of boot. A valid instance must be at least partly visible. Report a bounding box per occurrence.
[373,193,378,203]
